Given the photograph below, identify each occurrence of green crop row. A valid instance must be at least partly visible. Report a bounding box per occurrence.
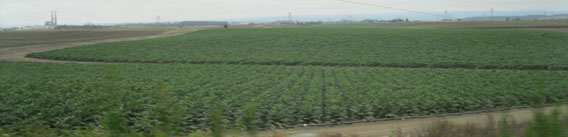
[27,28,568,70]
[1,62,567,131]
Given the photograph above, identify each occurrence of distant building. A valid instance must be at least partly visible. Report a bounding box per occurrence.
[23,25,47,30]
[177,21,227,26]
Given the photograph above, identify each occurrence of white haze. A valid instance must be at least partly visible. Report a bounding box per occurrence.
[1,0,567,26]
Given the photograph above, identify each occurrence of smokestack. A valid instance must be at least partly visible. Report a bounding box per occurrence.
[51,11,54,24]
[54,11,57,26]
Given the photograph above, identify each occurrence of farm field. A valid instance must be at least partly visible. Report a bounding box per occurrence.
[0,28,173,47]
[2,23,568,136]
[26,28,568,70]
[311,20,568,32]
[3,0,568,134]
[1,62,567,131]
[386,20,568,29]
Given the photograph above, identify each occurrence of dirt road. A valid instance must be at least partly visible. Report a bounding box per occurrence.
[0,27,205,63]
[256,105,564,137]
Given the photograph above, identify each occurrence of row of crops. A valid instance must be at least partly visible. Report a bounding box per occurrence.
[1,62,566,131]
[26,28,568,70]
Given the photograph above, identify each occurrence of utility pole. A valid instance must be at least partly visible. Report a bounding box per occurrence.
[288,12,292,22]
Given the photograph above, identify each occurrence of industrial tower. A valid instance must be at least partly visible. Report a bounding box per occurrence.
[44,10,58,29]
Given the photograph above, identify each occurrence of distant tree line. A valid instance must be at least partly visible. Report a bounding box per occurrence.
[54,21,228,29]
[117,21,227,28]
[55,24,114,29]
[362,18,410,23]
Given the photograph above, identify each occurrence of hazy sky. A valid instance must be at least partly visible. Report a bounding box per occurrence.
[1,0,567,26]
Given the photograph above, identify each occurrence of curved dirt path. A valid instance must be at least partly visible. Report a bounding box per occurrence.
[0,27,209,63]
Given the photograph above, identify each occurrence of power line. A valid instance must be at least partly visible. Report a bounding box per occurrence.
[338,0,454,19]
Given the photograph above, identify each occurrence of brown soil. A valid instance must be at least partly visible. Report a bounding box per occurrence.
[0,27,209,63]
[0,28,170,47]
